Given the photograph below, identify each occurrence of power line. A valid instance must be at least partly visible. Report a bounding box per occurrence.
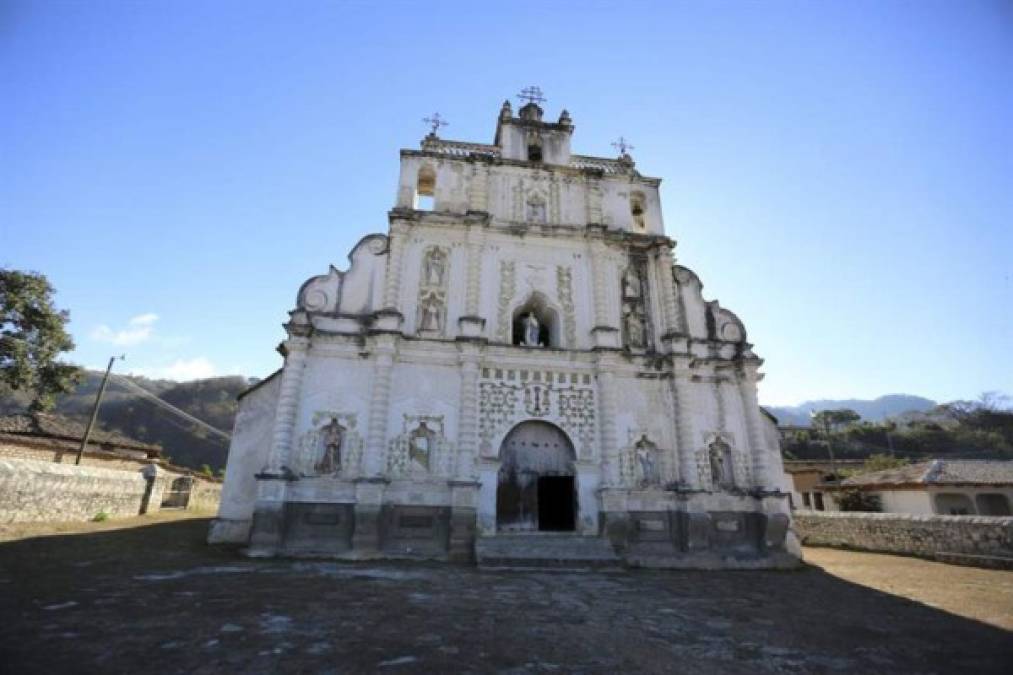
[107,373,232,442]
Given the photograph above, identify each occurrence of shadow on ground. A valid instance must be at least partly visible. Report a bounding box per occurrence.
[0,517,1010,674]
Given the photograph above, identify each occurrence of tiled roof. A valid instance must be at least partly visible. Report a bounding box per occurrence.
[840,460,1013,487]
[0,413,161,454]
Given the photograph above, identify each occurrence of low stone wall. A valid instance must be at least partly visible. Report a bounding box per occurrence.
[188,480,223,513]
[794,511,1013,565]
[0,458,222,524]
[0,458,150,523]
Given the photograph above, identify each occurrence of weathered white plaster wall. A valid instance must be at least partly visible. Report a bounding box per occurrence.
[213,374,281,531]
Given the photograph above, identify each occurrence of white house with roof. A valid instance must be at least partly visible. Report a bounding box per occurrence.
[821,459,1013,516]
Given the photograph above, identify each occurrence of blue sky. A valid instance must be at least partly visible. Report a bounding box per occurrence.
[2,1,1011,406]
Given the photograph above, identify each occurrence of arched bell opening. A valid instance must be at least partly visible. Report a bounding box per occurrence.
[511,293,560,348]
[496,421,577,532]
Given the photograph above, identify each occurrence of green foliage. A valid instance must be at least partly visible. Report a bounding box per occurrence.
[811,408,861,433]
[0,269,82,411]
[92,511,110,522]
[861,453,909,474]
[835,489,881,512]
[199,464,214,478]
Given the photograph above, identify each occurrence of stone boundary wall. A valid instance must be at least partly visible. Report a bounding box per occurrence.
[0,458,149,523]
[0,458,222,524]
[188,480,223,513]
[794,511,1013,564]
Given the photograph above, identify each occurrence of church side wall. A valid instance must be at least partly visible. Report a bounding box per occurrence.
[208,375,281,543]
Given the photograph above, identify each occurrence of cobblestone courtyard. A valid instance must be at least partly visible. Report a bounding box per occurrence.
[1,514,1011,673]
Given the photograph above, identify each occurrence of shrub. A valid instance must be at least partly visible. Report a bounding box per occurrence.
[836,489,881,512]
[92,511,110,522]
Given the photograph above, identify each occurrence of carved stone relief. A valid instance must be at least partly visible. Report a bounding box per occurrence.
[496,260,516,342]
[621,258,651,351]
[619,431,665,488]
[387,415,454,478]
[556,266,576,348]
[698,432,745,491]
[294,412,363,478]
[417,247,449,335]
[478,368,597,460]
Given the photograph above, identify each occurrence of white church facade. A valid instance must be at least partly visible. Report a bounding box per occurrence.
[209,93,800,568]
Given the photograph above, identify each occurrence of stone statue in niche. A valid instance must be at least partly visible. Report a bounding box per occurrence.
[315,417,345,474]
[409,421,436,471]
[635,435,659,486]
[523,312,542,347]
[625,309,646,349]
[709,438,732,488]
[623,267,641,299]
[420,293,443,331]
[526,196,547,224]
[423,249,446,287]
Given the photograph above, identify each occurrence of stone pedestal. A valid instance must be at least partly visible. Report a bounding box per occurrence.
[351,478,387,557]
[245,475,288,557]
[448,481,479,563]
[372,309,403,333]
[457,316,486,339]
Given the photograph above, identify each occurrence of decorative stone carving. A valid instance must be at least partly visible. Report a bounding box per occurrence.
[523,381,551,416]
[297,266,342,313]
[556,387,597,460]
[496,260,516,342]
[295,412,363,477]
[621,258,651,351]
[388,415,454,477]
[556,266,576,348]
[699,433,738,491]
[618,431,663,487]
[522,312,542,347]
[526,192,547,224]
[478,368,597,460]
[417,246,449,335]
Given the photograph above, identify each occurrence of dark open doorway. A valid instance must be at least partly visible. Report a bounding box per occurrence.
[537,476,575,531]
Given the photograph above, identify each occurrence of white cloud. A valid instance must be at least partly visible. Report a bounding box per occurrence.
[129,357,218,381]
[91,313,160,346]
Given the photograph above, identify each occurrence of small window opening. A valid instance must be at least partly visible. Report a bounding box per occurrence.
[527,144,543,162]
[630,192,646,229]
[813,492,825,511]
[415,166,436,211]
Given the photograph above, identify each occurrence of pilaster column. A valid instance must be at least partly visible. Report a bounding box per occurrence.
[590,241,609,328]
[655,245,679,337]
[364,338,396,476]
[455,348,480,479]
[265,335,310,474]
[739,366,770,490]
[671,358,700,489]
[468,163,489,212]
[597,368,621,486]
[381,224,406,312]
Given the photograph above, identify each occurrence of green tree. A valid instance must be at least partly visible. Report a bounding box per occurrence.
[836,488,882,512]
[0,269,82,411]
[861,453,909,473]
[811,408,861,433]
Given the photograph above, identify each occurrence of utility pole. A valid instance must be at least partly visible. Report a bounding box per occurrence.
[75,355,123,465]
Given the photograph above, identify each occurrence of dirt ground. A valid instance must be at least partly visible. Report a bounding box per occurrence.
[1,514,1010,674]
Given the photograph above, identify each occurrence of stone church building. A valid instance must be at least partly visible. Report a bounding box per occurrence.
[210,93,799,568]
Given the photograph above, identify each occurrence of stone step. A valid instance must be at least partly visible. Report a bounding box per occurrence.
[475,534,622,570]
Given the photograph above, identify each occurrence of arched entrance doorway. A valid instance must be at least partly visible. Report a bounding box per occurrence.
[496,421,576,532]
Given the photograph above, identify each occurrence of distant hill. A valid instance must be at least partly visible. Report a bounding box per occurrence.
[764,394,937,426]
[0,371,256,471]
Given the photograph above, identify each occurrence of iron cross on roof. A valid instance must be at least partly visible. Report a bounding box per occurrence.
[422,113,448,136]
[517,86,546,105]
[612,136,635,156]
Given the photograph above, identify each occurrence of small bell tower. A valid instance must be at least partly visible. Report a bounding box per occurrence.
[494,86,574,165]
